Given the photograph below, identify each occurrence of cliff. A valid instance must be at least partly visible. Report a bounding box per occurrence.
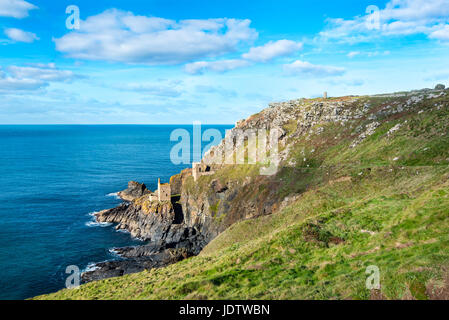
[44,87,449,299]
[176,87,449,245]
[83,190,206,282]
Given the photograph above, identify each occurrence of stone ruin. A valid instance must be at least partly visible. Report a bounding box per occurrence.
[149,178,171,202]
[192,162,215,182]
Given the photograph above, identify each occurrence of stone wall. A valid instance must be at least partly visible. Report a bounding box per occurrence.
[192,162,215,182]
[158,179,171,201]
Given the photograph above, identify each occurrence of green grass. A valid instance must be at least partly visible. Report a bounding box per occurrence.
[37,164,449,300]
[36,93,449,300]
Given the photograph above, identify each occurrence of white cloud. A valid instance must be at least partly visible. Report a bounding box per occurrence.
[0,0,37,18]
[283,60,346,77]
[429,24,449,40]
[0,64,78,92]
[347,51,360,58]
[121,15,173,33]
[185,39,302,74]
[8,64,75,81]
[347,50,390,58]
[242,39,303,62]
[381,0,449,21]
[320,0,449,42]
[4,28,38,42]
[185,59,251,74]
[54,9,258,65]
[0,75,43,91]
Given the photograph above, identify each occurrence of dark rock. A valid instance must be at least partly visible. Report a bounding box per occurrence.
[81,248,191,283]
[85,195,208,282]
[435,84,446,90]
[117,181,150,202]
[96,201,183,243]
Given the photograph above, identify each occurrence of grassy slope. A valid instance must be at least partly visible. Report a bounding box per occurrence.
[37,93,449,300]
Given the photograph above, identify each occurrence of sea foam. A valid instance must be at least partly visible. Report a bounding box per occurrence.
[84,263,100,273]
[85,220,112,228]
[106,192,120,200]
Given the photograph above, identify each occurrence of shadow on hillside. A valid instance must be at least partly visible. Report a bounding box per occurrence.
[171,195,184,224]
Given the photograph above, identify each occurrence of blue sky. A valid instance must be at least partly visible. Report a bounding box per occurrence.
[1,0,449,124]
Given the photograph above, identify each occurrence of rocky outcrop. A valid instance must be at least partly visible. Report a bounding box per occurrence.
[117,181,150,202]
[83,193,207,282]
[85,88,448,284]
[96,200,176,241]
[82,248,190,283]
[95,194,209,251]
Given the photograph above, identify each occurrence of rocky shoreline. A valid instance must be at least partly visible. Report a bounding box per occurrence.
[82,181,206,283]
[83,87,432,283]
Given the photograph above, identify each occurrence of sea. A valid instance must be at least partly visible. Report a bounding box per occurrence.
[0,125,232,300]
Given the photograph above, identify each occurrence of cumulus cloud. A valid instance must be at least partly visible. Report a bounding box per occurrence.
[185,39,302,74]
[429,24,449,40]
[185,59,251,74]
[283,60,346,77]
[4,28,38,42]
[0,64,78,92]
[320,0,449,42]
[381,0,449,21]
[54,9,258,65]
[242,39,303,62]
[0,0,37,18]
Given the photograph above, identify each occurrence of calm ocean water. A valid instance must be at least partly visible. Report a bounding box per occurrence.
[0,125,231,300]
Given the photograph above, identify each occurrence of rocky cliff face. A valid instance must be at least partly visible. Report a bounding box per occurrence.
[96,197,206,253]
[175,88,449,248]
[83,189,206,282]
[96,201,176,242]
[179,174,280,243]
[84,87,448,283]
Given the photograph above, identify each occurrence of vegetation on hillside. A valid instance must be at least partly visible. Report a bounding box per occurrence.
[37,91,449,300]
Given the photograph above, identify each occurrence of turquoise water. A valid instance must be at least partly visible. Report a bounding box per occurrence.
[0,125,231,300]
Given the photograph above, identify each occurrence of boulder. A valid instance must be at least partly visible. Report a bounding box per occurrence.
[117,181,150,202]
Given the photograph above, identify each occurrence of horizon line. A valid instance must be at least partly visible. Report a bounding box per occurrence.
[0,124,235,126]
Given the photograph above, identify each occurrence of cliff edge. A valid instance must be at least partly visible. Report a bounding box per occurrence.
[43,87,449,299]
